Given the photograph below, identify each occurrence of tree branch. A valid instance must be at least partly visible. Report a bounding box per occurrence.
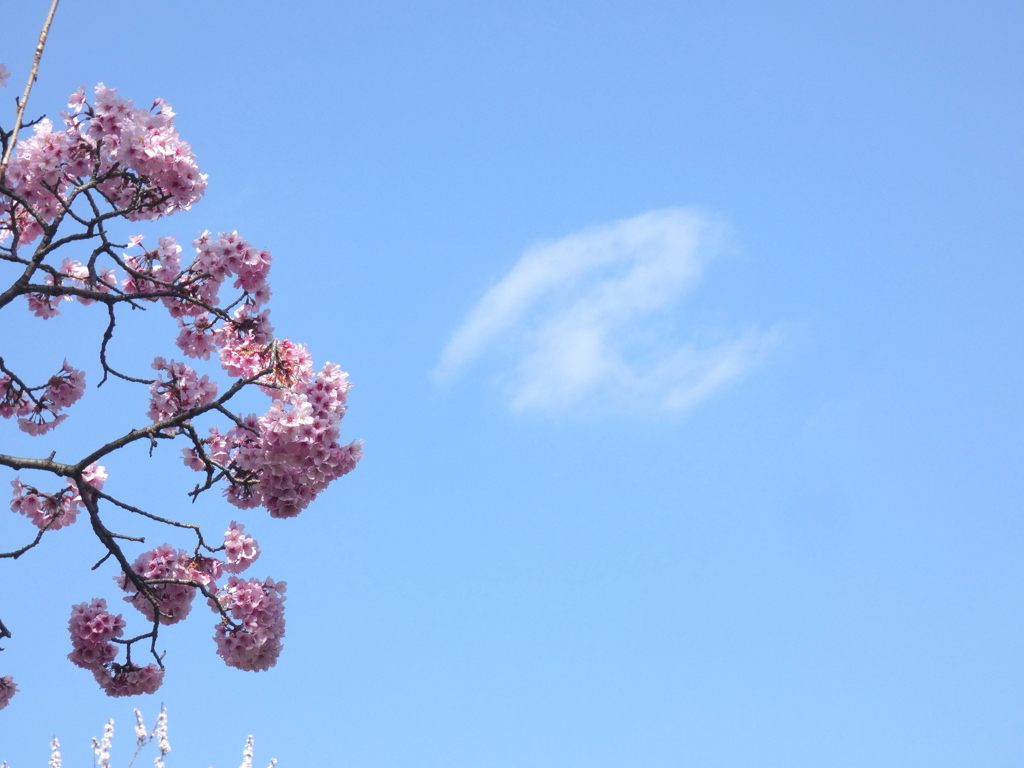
[0,0,61,181]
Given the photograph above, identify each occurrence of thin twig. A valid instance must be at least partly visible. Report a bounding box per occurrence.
[91,551,113,570]
[0,0,61,180]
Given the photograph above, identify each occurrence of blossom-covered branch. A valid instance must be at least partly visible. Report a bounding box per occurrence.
[0,55,362,707]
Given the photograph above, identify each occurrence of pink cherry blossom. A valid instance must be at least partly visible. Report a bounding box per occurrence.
[147,358,217,424]
[10,477,77,530]
[212,577,286,672]
[174,313,217,360]
[68,85,85,112]
[45,360,86,409]
[60,258,116,304]
[92,663,163,697]
[0,64,10,88]
[0,375,32,419]
[67,598,124,670]
[76,462,108,494]
[183,362,360,519]
[16,411,67,435]
[116,545,197,625]
[0,676,17,710]
[187,553,224,588]
[26,292,61,319]
[222,521,260,574]
[9,463,106,532]
[1,361,86,435]
[123,236,181,296]
[1,83,206,246]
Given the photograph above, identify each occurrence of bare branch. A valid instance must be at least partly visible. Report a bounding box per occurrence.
[89,486,221,554]
[0,0,61,180]
[0,523,51,559]
[99,303,155,386]
[0,452,75,475]
[0,616,10,649]
[79,486,163,620]
[91,551,112,570]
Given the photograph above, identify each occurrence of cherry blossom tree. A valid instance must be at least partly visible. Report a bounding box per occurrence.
[0,4,361,707]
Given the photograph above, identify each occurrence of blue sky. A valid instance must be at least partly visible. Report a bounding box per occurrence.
[1,0,1022,765]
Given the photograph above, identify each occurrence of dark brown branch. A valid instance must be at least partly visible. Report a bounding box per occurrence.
[99,303,154,386]
[91,551,112,570]
[76,367,268,471]
[0,452,75,475]
[89,486,220,554]
[0,356,46,408]
[80,487,162,619]
[1,484,66,559]
[0,523,50,559]
[143,578,238,630]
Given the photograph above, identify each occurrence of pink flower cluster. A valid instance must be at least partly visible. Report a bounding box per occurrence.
[10,463,106,531]
[115,520,262,624]
[24,259,118,318]
[223,521,260,574]
[102,231,276,370]
[0,360,85,434]
[220,336,308,394]
[147,357,217,424]
[116,544,199,626]
[94,663,164,698]
[63,522,267,697]
[186,362,362,518]
[8,222,361,523]
[253,365,362,518]
[24,236,182,319]
[166,232,273,361]
[66,599,162,697]
[67,598,124,670]
[123,235,181,296]
[0,675,16,710]
[1,118,82,244]
[213,577,287,672]
[21,230,265,329]
[92,85,206,220]
[59,258,117,305]
[1,84,205,245]
[181,231,271,316]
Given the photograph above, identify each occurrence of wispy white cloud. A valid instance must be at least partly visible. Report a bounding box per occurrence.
[436,208,780,413]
